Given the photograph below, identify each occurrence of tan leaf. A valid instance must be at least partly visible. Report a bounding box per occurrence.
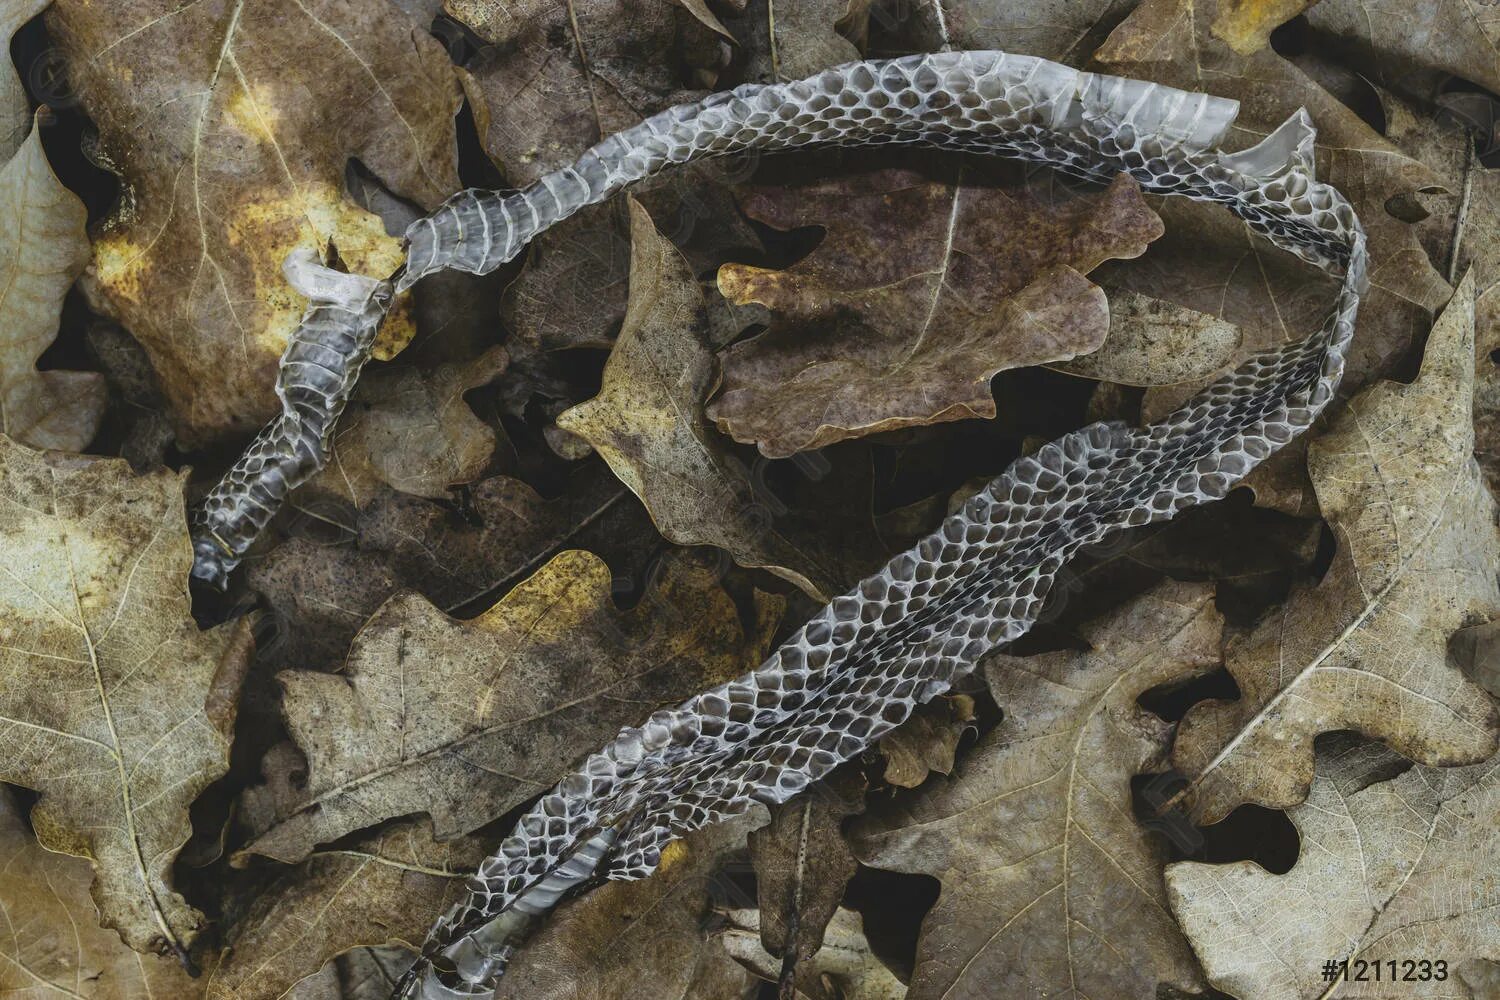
[0,0,46,159]
[448,0,729,185]
[1166,736,1500,999]
[0,786,203,998]
[238,548,783,864]
[46,0,462,445]
[282,947,414,1000]
[207,821,484,1000]
[1095,0,1455,511]
[878,693,975,789]
[494,815,762,1000]
[1052,288,1242,387]
[851,581,1221,1000]
[1210,0,1318,54]
[720,907,907,1000]
[556,199,888,602]
[314,347,507,507]
[0,434,254,956]
[1170,272,1500,823]
[708,167,1163,457]
[0,123,105,451]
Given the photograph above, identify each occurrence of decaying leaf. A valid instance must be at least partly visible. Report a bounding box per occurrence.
[0,123,105,451]
[710,167,1163,457]
[1170,273,1500,823]
[0,786,202,998]
[1052,288,1242,387]
[208,821,485,1000]
[1167,736,1500,1000]
[749,766,867,974]
[1304,0,1500,99]
[448,0,730,185]
[720,907,907,1000]
[852,581,1221,1000]
[557,199,887,601]
[46,0,462,444]
[878,694,975,789]
[313,347,507,507]
[240,548,782,863]
[0,434,254,957]
[718,0,864,85]
[282,947,414,1000]
[494,814,763,1000]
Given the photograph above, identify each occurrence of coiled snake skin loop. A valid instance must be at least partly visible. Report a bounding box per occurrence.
[185,50,1366,999]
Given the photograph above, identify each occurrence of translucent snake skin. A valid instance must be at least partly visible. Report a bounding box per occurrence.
[186,50,1366,998]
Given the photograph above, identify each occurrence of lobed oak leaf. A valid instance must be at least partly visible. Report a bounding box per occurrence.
[238,547,783,864]
[45,0,463,445]
[708,166,1163,457]
[719,906,907,1000]
[557,199,891,601]
[0,433,254,957]
[1169,272,1500,823]
[851,581,1222,1000]
[0,787,203,998]
[1167,735,1500,999]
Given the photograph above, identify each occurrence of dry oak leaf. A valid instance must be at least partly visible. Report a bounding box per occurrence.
[494,815,762,1000]
[1096,0,1453,413]
[46,0,462,445]
[313,346,507,507]
[1304,0,1500,102]
[448,0,730,185]
[0,434,254,958]
[0,787,203,998]
[239,547,783,864]
[709,166,1164,457]
[851,581,1221,1000]
[0,122,106,451]
[717,0,865,86]
[749,766,867,975]
[557,199,885,602]
[1166,736,1500,1000]
[281,947,414,1000]
[720,906,907,1000]
[207,821,485,1000]
[1170,272,1500,824]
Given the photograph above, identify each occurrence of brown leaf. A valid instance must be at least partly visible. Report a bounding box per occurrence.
[1095,0,1453,428]
[0,434,254,956]
[207,821,485,1000]
[1304,0,1500,99]
[851,581,1221,1000]
[0,123,105,451]
[46,0,462,444]
[0,786,203,998]
[749,766,867,973]
[495,815,762,1000]
[1167,736,1500,999]
[878,694,975,789]
[1170,273,1500,823]
[1210,0,1318,54]
[449,0,729,186]
[709,167,1163,457]
[238,548,783,864]
[313,347,507,507]
[557,199,888,601]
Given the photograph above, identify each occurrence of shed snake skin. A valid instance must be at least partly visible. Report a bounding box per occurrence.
[187,50,1367,998]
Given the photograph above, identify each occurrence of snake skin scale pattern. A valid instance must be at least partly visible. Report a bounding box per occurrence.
[183,51,1366,999]
[191,252,393,587]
